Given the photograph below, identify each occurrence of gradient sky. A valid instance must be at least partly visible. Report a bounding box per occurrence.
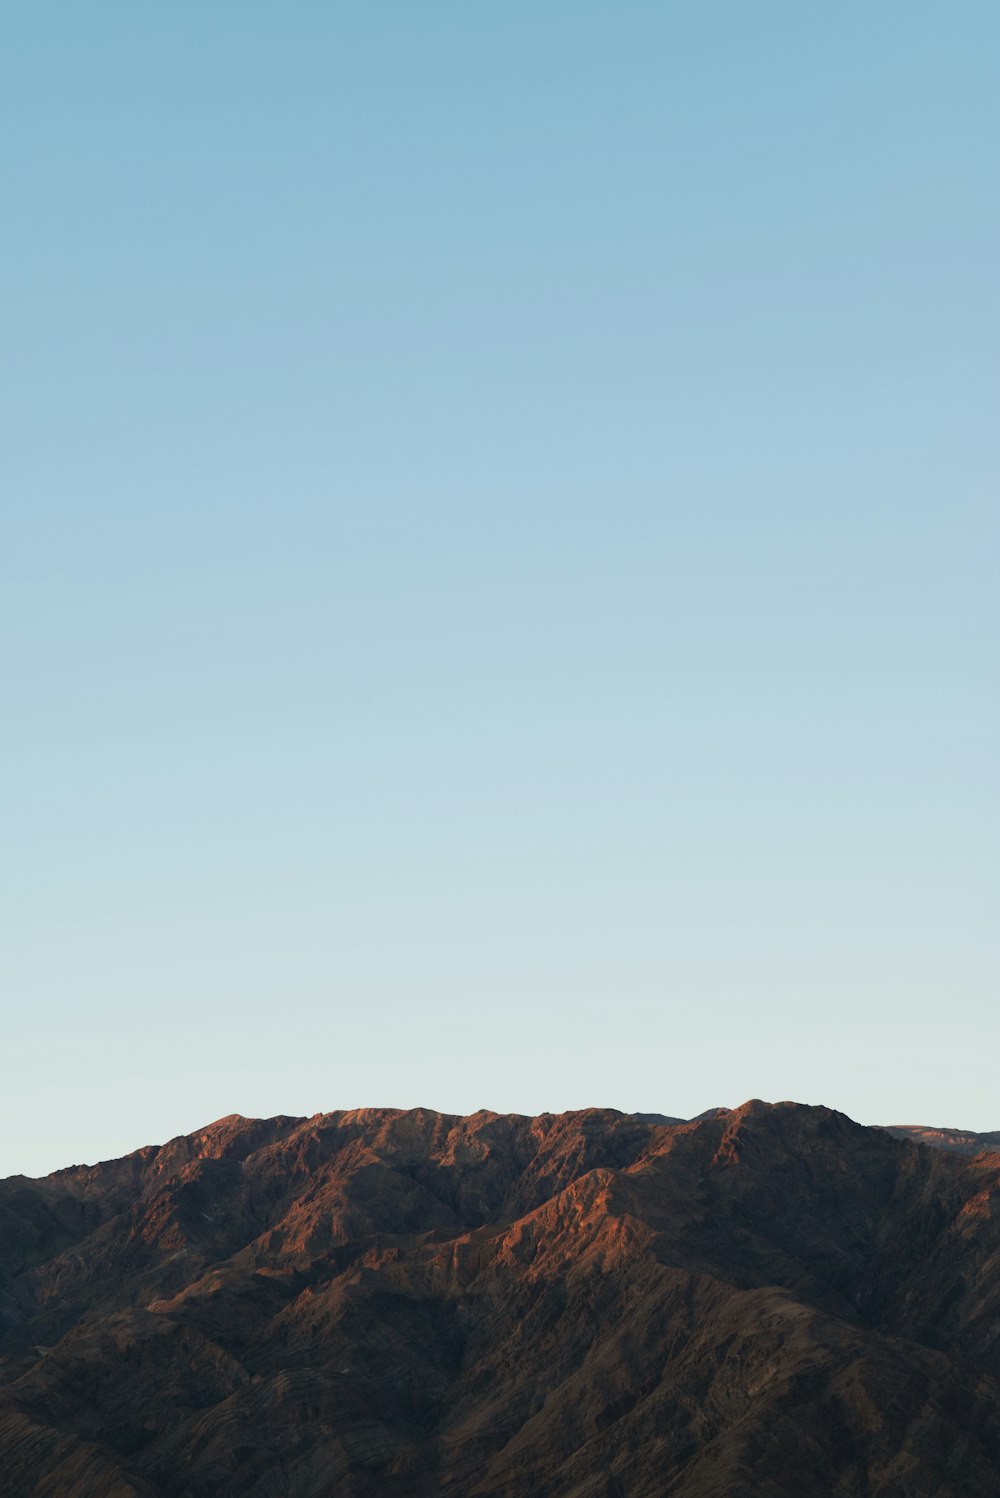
[3,3,998,1177]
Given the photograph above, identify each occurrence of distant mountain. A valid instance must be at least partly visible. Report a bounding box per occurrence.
[628,1111,687,1125]
[880,1122,1000,1156]
[3,1102,1000,1496]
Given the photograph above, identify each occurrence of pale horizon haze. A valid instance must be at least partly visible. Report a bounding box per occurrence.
[3,3,998,1177]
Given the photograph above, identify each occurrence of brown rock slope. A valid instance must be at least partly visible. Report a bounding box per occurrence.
[2,1102,1000,1496]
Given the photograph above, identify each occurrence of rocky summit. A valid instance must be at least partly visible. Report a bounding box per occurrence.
[3,1102,1000,1497]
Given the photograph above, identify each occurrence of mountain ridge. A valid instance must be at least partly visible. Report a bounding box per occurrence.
[15,1099,999,1183]
[3,1101,1000,1496]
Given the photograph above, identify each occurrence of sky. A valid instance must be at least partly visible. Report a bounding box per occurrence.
[3,3,998,1177]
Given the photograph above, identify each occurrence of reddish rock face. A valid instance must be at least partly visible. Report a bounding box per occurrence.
[2,1102,1000,1497]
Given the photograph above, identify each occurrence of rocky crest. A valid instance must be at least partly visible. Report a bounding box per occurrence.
[2,1102,1000,1496]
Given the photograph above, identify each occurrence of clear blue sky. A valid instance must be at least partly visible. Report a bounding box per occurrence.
[3,3,997,1176]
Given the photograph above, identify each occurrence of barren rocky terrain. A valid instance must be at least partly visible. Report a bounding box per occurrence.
[3,1101,1000,1496]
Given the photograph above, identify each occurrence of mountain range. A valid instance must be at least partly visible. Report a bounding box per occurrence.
[3,1101,1000,1496]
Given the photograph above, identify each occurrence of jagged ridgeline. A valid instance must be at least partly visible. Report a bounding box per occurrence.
[3,1103,1000,1496]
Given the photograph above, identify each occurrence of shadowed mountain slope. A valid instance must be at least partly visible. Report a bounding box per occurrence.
[2,1102,1000,1496]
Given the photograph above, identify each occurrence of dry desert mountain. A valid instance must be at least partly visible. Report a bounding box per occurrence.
[3,1102,1000,1496]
